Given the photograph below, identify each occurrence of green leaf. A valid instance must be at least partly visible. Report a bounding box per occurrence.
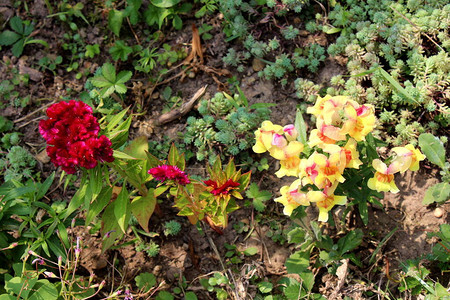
[151,0,180,8]
[258,281,273,293]
[108,9,124,37]
[28,279,58,300]
[63,184,87,219]
[0,31,21,46]
[284,282,302,299]
[418,133,446,168]
[156,291,174,300]
[101,62,116,82]
[337,229,363,255]
[11,39,25,57]
[285,250,310,275]
[300,271,315,291]
[246,183,271,212]
[5,277,38,299]
[130,192,157,232]
[294,109,308,145]
[101,202,126,252]
[10,16,24,34]
[243,247,258,256]
[185,292,198,300]
[377,67,419,105]
[110,40,133,61]
[287,227,307,244]
[135,272,156,292]
[249,103,277,109]
[168,143,180,166]
[116,70,132,84]
[37,171,55,200]
[423,182,450,205]
[358,200,368,226]
[172,15,182,30]
[114,186,129,233]
[25,39,49,49]
[85,186,113,225]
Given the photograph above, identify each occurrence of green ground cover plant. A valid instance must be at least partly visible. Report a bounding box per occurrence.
[0,0,448,299]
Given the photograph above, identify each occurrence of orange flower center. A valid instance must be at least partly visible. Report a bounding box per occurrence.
[318,195,334,209]
[323,165,338,176]
[344,149,352,164]
[375,172,394,183]
[318,131,335,144]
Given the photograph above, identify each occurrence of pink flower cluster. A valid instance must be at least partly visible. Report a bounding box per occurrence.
[39,100,114,174]
[148,165,190,186]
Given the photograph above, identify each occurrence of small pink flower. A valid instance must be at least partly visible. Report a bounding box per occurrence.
[148,165,190,185]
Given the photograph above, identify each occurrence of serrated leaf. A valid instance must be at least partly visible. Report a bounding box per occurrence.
[10,16,24,34]
[287,227,307,244]
[11,39,25,57]
[258,281,273,293]
[285,250,310,274]
[90,76,111,88]
[135,272,156,292]
[284,283,302,299]
[0,31,21,46]
[116,70,132,84]
[101,62,116,82]
[419,133,446,168]
[423,182,450,205]
[114,83,127,94]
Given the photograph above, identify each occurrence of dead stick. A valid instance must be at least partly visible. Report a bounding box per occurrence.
[154,85,207,125]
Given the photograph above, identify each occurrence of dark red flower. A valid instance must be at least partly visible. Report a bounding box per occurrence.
[204,179,240,196]
[148,165,190,185]
[39,100,114,174]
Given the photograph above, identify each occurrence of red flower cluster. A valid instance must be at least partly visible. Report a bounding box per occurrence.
[39,100,114,174]
[148,165,190,186]
[204,179,240,196]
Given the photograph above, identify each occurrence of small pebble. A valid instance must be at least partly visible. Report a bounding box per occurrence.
[434,207,443,218]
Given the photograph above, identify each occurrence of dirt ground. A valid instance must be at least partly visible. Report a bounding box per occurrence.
[0,0,449,298]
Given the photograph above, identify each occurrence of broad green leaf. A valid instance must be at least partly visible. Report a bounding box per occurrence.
[358,200,369,226]
[185,292,198,300]
[284,282,302,299]
[28,280,58,300]
[5,277,38,299]
[157,9,172,29]
[124,136,149,159]
[287,227,307,244]
[322,25,341,34]
[418,133,445,168]
[130,192,157,232]
[285,250,310,274]
[156,291,174,300]
[116,70,133,84]
[172,15,182,30]
[101,202,126,252]
[108,9,124,37]
[114,186,129,233]
[300,270,314,291]
[258,281,273,293]
[114,83,128,94]
[11,39,25,57]
[101,62,116,82]
[0,31,21,46]
[10,16,24,34]
[135,272,156,292]
[337,229,363,255]
[423,182,450,205]
[90,76,111,88]
[0,295,16,300]
[113,150,137,160]
[243,247,258,256]
[168,143,179,166]
[151,0,180,8]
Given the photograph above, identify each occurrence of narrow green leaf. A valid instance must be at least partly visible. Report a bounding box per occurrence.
[85,186,113,225]
[25,39,49,48]
[168,143,179,166]
[37,172,55,200]
[63,184,87,219]
[378,67,419,105]
[114,186,129,233]
[337,229,363,255]
[294,109,308,145]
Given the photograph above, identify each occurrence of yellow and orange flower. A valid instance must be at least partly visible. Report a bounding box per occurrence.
[341,103,376,141]
[275,179,310,216]
[391,144,425,172]
[367,159,401,193]
[313,149,346,189]
[307,183,347,222]
[253,121,283,153]
[308,119,346,149]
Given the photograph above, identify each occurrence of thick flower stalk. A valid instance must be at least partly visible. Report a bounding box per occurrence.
[39,100,114,174]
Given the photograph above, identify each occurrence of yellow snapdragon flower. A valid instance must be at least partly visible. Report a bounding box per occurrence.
[309,119,346,149]
[273,141,304,177]
[307,182,347,222]
[367,159,402,193]
[341,103,376,141]
[392,144,425,172]
[253,121,283,153]
[275,179,310,216]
